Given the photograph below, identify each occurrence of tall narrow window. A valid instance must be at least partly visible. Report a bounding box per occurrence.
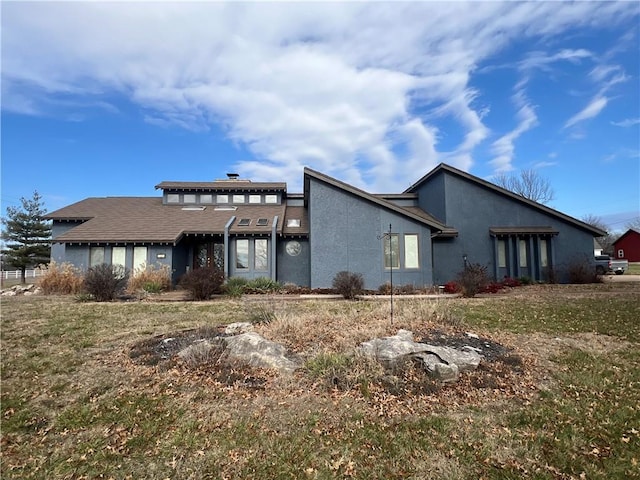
[112,247,126,269]
[498,240,507,268]
[254,239,268,271]
[404,234,419,269]
[540,239,549,268]
[519,239,528,268]
[384,234,400,269]
[133,246,147,273]
[90,247,105,267]
[236,239,249,269]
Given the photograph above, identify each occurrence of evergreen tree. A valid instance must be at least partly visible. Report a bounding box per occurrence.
[1,192,52,283]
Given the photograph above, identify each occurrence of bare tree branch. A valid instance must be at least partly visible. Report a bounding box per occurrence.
[494,169,555,205]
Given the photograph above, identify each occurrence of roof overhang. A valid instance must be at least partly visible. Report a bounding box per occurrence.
[490,226,559,236]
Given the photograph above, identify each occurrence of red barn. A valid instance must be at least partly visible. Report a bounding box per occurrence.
[613,229,640,262]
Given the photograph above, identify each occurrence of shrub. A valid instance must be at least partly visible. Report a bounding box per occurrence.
[223,276,249,298]
[332,271,364,300]
[443,281,461,294]
[518,276,533,285]
[127,263,172,294]
[83,263,129,302]
[245,277,282,294]
[566,258,602,284]
[483,282,504,294]
[501,277,521,288]
[37,261,84,295]
[455,263,490,298]
[179,266,225,300]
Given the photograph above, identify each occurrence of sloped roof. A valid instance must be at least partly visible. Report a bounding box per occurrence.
[155,181,286,191]
[303,168,457,235]
[613,228,640,245]
[282,206,309,236]
[46,197,286,244]
[405,163,607,237]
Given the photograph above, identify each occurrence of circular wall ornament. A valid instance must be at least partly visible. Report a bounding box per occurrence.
[286,240,301,256]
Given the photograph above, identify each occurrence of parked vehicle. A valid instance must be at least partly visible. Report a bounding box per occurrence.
[595,255,628,275]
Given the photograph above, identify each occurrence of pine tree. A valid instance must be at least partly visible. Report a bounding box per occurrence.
[1,192,52,284]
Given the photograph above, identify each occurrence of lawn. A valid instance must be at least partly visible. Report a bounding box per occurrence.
[2,283,639,479]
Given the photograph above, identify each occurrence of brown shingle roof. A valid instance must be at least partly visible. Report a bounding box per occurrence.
[47,197,286,244]
[155,181,286,191]
[282,206,309,236]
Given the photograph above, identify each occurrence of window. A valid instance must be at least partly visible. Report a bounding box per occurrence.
[233,194,245,204]
[112,247,126,269]
[90,247,105,267]
[183,194,196,204]
[249,194,261,204]
[236,239,249,269]
[618,249,624,258]
[498,240,507,268]
[200,194,213,204]
[133,246,147,273]
[257,218,268,226]
[287,218,301,228]
[383,234,400,269]
[519,239,528,268]
[238,218,251,226]
[540,239,549,268]
[404,234,419,269]
[216,194,229,204]
[167,194,179,203]
[255,239,268,271]
[265,194,278,204]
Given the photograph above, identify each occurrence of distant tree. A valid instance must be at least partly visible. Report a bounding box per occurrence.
[625,217,640,232]
[582,214,618,255]
[1,192,51,283]
[494,169,555,205]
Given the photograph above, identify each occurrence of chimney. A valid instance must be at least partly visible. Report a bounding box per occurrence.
[226,173,240,180]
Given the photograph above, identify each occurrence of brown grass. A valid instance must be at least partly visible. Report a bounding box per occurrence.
[36,261,84,294]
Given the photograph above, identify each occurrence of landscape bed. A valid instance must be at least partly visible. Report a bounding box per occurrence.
[1,283,639,479]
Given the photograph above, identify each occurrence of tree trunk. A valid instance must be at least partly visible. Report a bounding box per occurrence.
[20,267,26,285]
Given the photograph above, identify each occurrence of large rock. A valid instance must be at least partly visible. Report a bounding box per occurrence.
[358,330,481,382]
[224,332,299,373]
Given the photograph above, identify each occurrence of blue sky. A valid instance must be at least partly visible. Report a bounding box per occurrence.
[2,1,639,232]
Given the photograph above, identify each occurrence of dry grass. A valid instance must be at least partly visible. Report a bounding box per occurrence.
[126,263,172,293]
[2,284,639,479]
[36,261,84,294]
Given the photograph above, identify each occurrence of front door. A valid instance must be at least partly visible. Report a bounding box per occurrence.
[194,242,224,270]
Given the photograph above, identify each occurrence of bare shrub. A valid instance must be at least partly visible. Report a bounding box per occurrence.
[332,271,364,299]
[566,258,602,284]
[83,264,129,301]
[455,263,490,298]
[127,263,172,294]
[179,266,225,300]
[37,261,84,295]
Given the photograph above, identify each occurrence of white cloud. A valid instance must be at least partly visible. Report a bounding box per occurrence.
[564,96,609,129]
[611,118,640,128]
[2,1,638,190]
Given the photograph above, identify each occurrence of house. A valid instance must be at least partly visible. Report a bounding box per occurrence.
[613,229,640,262]
[46,163,605,288]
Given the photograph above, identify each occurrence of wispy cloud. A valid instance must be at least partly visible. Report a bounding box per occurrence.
[611,118,640,128]
[564,96,608,129]
[1,1,638,190]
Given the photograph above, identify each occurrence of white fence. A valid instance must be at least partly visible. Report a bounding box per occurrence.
[1,269,45,281]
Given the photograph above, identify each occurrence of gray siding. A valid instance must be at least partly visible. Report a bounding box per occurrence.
[308,178,433,289]
[416,171,597,284]
[277,239,310,287]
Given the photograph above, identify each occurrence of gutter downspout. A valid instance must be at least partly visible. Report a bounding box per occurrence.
[271,216,279,282]
[224,216,236,279]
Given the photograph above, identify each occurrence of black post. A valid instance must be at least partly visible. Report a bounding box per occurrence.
[389,223,393,325]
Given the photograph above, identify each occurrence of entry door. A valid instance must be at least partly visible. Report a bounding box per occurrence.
[194,242,224,270]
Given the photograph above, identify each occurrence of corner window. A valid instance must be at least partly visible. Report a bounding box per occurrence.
[383,234,400,269]
[404,234,419,269]
[167,194,179,203]
[90,247,105,267]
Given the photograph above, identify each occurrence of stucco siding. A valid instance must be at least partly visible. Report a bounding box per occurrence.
[277,239,310,286]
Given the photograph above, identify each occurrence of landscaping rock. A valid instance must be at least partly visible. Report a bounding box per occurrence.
[224,322,254,335]
[224,332,299,373]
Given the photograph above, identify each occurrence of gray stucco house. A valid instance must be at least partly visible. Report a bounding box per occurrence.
[46,164,605,288]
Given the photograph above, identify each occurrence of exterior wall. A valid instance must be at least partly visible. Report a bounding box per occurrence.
[277,239,311,286]
[613,231,640,262]
[51,222,84,264]
[420,172,596,284]
[308,178,433,289]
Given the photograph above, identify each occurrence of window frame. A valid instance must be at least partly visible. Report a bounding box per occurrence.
[383,234,400,269]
